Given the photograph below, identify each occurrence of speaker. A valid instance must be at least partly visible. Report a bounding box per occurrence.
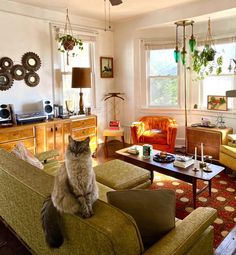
[41,100,54,119]
[0,104,12,123]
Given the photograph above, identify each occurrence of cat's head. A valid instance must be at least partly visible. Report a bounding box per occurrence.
[68,136,90,154]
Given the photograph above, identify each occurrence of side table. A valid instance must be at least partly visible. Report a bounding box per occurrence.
[103,128,125,157]
[186,126,233,160]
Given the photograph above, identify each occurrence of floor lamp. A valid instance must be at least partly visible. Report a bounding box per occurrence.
[174,20,196,150]
[71,67,91,115]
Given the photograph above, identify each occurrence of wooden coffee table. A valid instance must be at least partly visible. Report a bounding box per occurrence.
[116,146,225,208]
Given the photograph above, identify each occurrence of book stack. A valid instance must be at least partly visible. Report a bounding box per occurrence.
[109,120,120,130]
[173,155,194,168]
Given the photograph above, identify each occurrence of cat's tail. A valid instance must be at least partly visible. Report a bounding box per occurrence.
[41,196,64,248]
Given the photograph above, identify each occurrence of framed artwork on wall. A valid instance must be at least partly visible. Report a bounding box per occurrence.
[207,95,228,111]
[100,57,113,78]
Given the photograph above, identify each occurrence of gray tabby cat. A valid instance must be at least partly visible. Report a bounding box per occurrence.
[41,136,98,248]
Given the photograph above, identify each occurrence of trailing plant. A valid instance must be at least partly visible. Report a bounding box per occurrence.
[57,9,83,65]
[191,18,223,80]
[57,34,83,55]
[192,44,223,80]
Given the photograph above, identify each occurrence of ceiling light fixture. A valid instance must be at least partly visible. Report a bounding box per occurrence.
[104,0,111,31]
[104,0,122,31]
[174,20,196,65]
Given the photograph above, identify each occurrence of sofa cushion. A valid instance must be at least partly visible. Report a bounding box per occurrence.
[94,159,151,190]
[220,145,236,158]
[140,130,167,145]
[107,189,176,249]
[11,142,44,170]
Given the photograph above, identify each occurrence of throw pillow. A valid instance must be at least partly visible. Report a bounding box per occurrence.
[11,142,44,170]
[107,189,176,249]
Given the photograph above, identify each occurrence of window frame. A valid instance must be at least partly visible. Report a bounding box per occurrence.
[198,39,236,111]
[145,48,180,109]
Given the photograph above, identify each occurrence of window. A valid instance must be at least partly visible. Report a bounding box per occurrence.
[200,41,236,109]
[146,49,179,107]
[60,40,94,112]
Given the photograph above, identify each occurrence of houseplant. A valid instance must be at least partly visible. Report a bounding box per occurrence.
[57,9,83,64]
[58,34,83,54]
[192,44,223,79]
[191,18,223,79]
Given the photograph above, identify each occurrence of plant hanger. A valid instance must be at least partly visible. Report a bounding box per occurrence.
[64,9,73,38]
[191,18,223,79]
[57,9,83,65]
[205,18,215,47]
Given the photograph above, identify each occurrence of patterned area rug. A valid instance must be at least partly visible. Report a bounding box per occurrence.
[150,171,236,248]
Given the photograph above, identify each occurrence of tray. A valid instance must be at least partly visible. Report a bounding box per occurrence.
[153,153,175,163]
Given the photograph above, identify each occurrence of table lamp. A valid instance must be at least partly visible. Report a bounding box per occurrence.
[71,67,91,115]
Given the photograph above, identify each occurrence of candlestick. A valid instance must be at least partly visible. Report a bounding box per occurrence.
[193,146,198,171]
[201,143,204,162]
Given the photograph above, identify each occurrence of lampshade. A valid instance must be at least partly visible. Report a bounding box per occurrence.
[71,67,91,89]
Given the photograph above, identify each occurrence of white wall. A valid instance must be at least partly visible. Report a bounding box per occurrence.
[0,0,115,142]
[113,0,236,146]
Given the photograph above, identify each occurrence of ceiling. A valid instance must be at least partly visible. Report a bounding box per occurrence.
[9,0,200,22]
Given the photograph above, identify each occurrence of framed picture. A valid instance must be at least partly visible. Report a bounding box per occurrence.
[100,57,113,78]
[207,95,228,111]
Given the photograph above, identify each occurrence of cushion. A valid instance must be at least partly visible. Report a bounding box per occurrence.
[140,129,167,144]
[107,189,176,249]
[94,159,150,190]
[11,142,44,170]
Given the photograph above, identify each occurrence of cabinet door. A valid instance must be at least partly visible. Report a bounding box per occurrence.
[63,122,71,152]
[54,123,64,159]
[35,125,46,154]
[46,123,55,151]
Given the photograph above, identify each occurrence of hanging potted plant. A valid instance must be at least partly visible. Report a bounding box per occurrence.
[58,34,83,53]
[57,9,83,65]
[191,19,223,79]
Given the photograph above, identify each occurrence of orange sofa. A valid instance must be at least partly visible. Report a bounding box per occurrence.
[130,116,178,153]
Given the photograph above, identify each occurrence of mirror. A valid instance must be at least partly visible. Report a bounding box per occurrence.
[28,58,36,66]
[22,52,41,71]
[11,64,26,80]
[0,72,13,91]
[24,72,40,87]
[0,75,7,85]
[0,57,13,70]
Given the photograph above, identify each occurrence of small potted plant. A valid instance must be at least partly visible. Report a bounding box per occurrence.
[58,34,83,53]
[57,34,83,65]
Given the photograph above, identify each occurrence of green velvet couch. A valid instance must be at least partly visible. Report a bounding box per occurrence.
[0,149,217,255]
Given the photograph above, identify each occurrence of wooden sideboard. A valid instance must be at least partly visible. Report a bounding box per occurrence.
[0,115,97,160]
[186,126,233,160]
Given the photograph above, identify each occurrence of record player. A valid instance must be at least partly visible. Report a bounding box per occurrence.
[16,112,47,124]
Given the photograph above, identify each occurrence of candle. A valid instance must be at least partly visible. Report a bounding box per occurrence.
[194,147,197,161]
[201,143,204,162]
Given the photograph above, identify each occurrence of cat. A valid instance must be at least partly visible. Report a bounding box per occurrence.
[41,136,98,248]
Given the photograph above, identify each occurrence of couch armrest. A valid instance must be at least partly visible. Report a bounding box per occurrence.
[35,149,59,163]
[144,207,217,255]
[130,122,144,143]
[167,124,178,151]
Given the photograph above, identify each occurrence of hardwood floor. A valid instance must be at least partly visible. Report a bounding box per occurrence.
[0,141,125,255]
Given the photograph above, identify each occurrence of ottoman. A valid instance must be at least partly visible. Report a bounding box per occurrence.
[93,159,151,190]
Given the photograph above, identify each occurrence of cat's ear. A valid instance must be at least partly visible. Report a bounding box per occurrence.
[85,137,90,144]
[68,135,73,143]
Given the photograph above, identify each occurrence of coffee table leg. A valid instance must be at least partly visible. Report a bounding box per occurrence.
[192,178,197,209]
[150,171,154,183]
[209,180,212,196]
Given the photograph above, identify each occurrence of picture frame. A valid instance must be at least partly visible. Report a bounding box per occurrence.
[207,95,228,111]
[100,57,113,78]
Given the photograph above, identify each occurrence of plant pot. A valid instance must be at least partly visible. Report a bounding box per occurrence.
[63,40,75,51]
